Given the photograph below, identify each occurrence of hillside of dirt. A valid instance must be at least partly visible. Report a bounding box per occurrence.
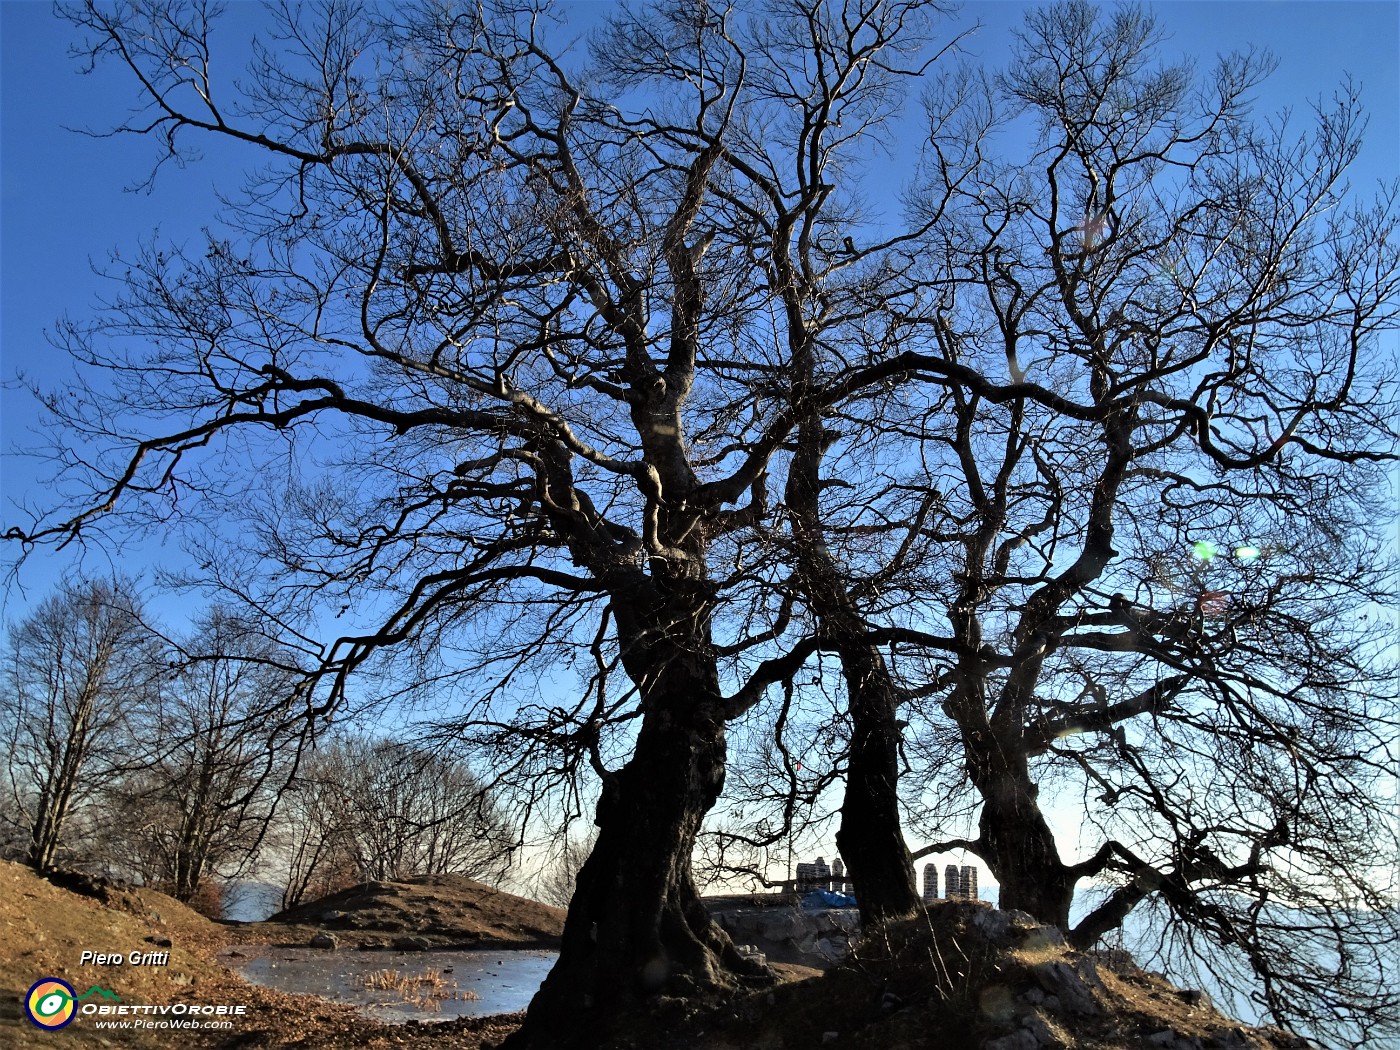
[0,862,525,1049]
[1,861,225,1048]
[255,874,565,949]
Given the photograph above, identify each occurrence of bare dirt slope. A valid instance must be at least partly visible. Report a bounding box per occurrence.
[1,861,225,1048]
[0,862,524,1049]
[257,874,565,949]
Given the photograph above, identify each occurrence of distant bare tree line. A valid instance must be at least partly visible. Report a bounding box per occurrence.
[0,578,511,911]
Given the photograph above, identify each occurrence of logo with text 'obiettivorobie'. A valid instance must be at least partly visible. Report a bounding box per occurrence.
[24,979,122,1029]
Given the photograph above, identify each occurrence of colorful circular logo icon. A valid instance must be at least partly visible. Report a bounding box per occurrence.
[25,977,77,1029]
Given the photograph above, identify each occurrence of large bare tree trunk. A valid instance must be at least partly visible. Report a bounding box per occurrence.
[970,744,1074,928]
[787,416,920,927]
[508,643,760,1049]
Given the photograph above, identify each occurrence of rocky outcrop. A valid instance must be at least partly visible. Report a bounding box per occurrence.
[711,904,861,962]
[955,905,1312,1050]
[659,898,1319,1050]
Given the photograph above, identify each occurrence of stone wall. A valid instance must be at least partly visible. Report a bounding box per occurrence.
[711,905,862,963]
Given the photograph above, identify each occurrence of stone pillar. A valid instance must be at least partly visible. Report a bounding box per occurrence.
[814,856,831,891]
[796,861,814,892]
[945,863,962,899]
[832,858,846,893]
[962,865,978,901]
[922,863,938,902]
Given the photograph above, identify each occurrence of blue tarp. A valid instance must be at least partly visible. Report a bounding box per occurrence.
[801,889,858,909]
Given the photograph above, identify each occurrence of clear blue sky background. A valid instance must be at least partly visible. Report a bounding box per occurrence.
[1,0,1397,624]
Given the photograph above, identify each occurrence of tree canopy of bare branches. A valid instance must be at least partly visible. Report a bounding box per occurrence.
[98,607,302,902]
[716,4,1400,1042]
[278,733,513,895]
[1,577,159,872]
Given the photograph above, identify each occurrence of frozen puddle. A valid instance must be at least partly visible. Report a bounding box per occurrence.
[226,946,557,1023]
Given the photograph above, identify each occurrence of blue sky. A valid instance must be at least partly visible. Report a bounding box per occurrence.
[1,0,1397,622]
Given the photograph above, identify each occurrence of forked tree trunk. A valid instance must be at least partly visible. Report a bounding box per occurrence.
[506,647,761,1049]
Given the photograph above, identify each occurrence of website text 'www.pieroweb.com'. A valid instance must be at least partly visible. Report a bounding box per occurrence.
[86,1001,245,1031]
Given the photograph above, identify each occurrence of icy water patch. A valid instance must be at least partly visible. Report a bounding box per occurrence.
[226,946,557,1023]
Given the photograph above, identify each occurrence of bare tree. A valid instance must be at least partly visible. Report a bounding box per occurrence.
[0,578,159,872]
[871,4,1395,1043]
[326,734,514,883]
[534,831,597,908]
[273,733,512,906]
[274,751,357,912]
[13,0,1397,1045]
[98,607,300,902]
[706,4,1399,1043]
[13,3,959,1044]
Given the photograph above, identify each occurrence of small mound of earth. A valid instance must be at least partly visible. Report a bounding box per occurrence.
[262,874,565,949]
[609,899,1316,1050]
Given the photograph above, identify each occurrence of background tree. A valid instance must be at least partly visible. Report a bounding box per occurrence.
[312,734,514,884]
[98,607,301,903]
[274,734,514,908]
[533,831,597,909]
[274,747,358,912]
[0,577,158,872]
[881,4,1395,1042]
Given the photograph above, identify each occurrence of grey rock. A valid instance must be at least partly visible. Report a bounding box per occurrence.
[971,908,1015,944]
[979,983,1019,1023]
[1147,1031,1203,1050]
[1018,925,1068,952]
[1029,960,1103,1016]
[1178,988,1213,1009]
[815,936,849,961]
[735,943,767,967]
[1019,1011,1064,1048]
[309,931,337,950]
[1203,1029,1251,1049]
[759,911,805,942]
